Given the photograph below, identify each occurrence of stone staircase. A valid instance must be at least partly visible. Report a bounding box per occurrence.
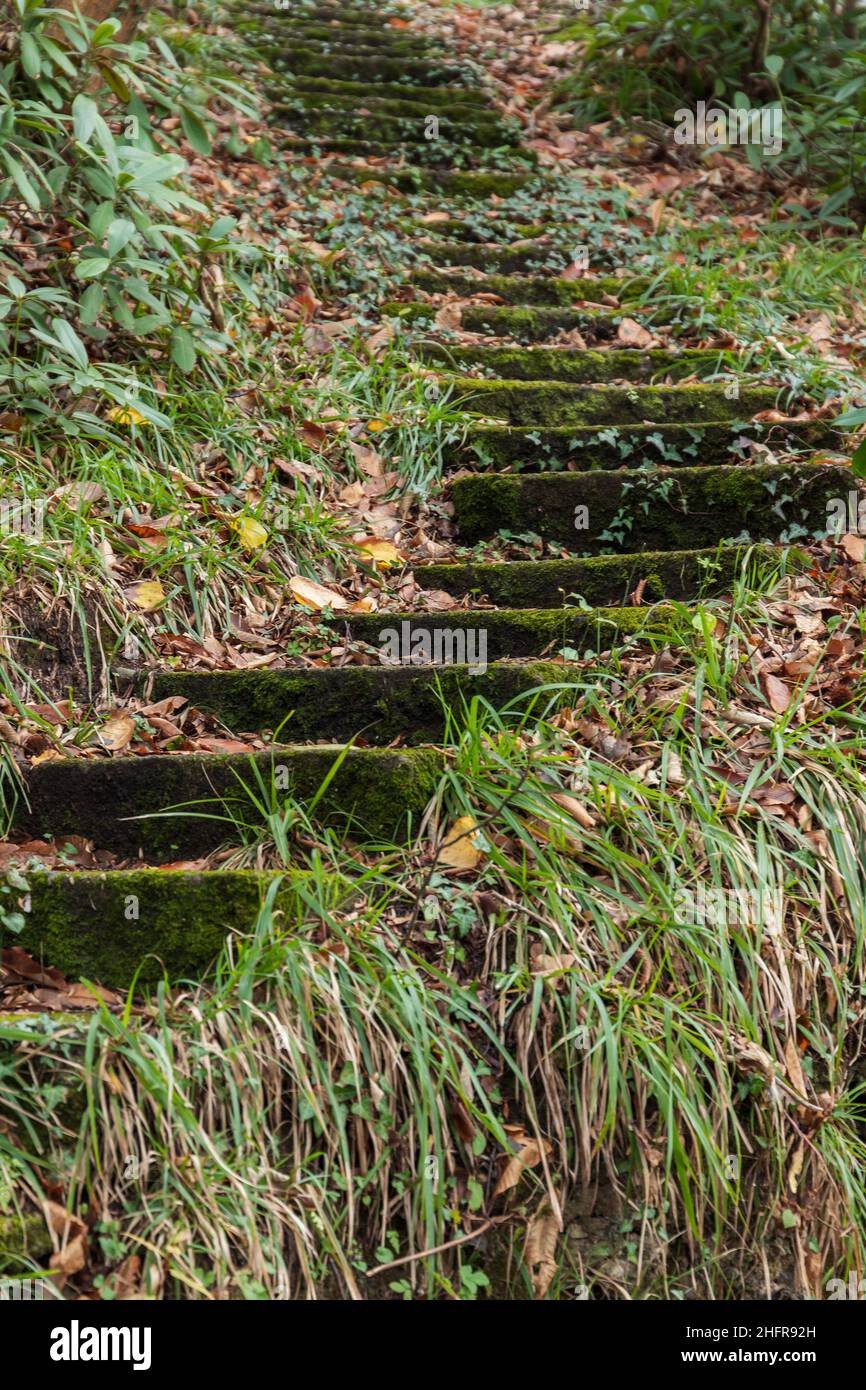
[11,0,851,989]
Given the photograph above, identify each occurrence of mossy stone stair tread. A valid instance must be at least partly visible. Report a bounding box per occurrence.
[446,378,780,425]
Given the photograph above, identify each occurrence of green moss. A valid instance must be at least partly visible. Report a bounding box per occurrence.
[275,91,501,124]
[347,609,678,658]
[263,21,439,53]
[446,378,779,426]
[451,462,850,547]
[278,111,518,150]
[150,661,562,741]
[422,239,567,274]
[281,75,491,106]
[278,45,469,85]
[333,165,533,196]
[447,421,842,471]
[415,545,782,607]
[412,268,646,305]
[420,344,728,383]
[0,1210,52,1265]
[11,869,346,987]
[22,746,442,861]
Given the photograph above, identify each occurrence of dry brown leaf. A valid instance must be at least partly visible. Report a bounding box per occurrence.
[98,712,135,753]
[840,532,866,563]
[494,1128,553,1197]
[616,316,654,348]
[42,1200,87,1278]
[763,672,791,714]
[289,576,348,611]
[524,1201,559,1299]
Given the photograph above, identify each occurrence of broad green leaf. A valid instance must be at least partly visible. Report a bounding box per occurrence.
[851,440,866,478]
[765,54,784,78]
[74,257,111,280]
[1,151,41,209]
[170,325,196,372]
[20,32,41,78]
[72,93,98,144]
[107,218,136,257]
[180,105,211,156]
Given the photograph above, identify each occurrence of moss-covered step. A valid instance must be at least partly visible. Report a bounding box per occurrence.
[326,164,533,197]
[415,544,783,608]
[273,91,502,126]
[288,136,531,168]
[419,344,728,383]
[446,378,778,426]
[282,75,492,107]
[12,869,346,988]
[346,607,678,659]
[260,22,439,53]
[446,420,841,471]
[149,661,561,743]
[23,746,442,861]
[277,47,472,85]
[420,239,571,275]
[412,267,645,305]
[276,110,519,150]
[383,301,620,342]
[451,462,851,547]
[239,1,408,21]
[410,217,549,242]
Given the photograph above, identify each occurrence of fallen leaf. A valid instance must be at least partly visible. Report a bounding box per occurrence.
[524,1200,559,1299]
[289,575,348,611]
[840,532,866,563]
[125,580,166,611]
[763,672,791,714]
[616,316,654,348]
[233,515,268,551]
[98,712,135,753]
[494,1127,552,1197]
[437,815,483,871]
[356,538,402,569]
[107,406,148,427]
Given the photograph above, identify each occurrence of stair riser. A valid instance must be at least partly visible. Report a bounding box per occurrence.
[415,545,784,607]
[23,748,441,861]
[451,465,853,548]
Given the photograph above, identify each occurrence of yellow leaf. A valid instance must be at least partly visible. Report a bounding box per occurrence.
[356,538,401,569]
[289,575,348,611]
[366,418,389,433]
[107,406,148,427]
[437,815,483,871]
[233,515,268,551]
[125,580,165,611]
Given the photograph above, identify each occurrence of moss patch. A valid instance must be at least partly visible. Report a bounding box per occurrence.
[412,268,646,305]
[0,1210,52,1266]
[12,870,344,987]
[446,378,779,426]
[281,75,491,106]
[22,746,442,861]
[277,111,518,150]
[347,608,678,658]
[278,46,470,85]
[420,343,728,383]
[415,544,783,607]
[150,661,562,741]
[451,462,852,547]
[332,165,533,197]
[422,239,568,274]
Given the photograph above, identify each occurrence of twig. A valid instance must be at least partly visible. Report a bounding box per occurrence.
[364,1216,511,1277]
